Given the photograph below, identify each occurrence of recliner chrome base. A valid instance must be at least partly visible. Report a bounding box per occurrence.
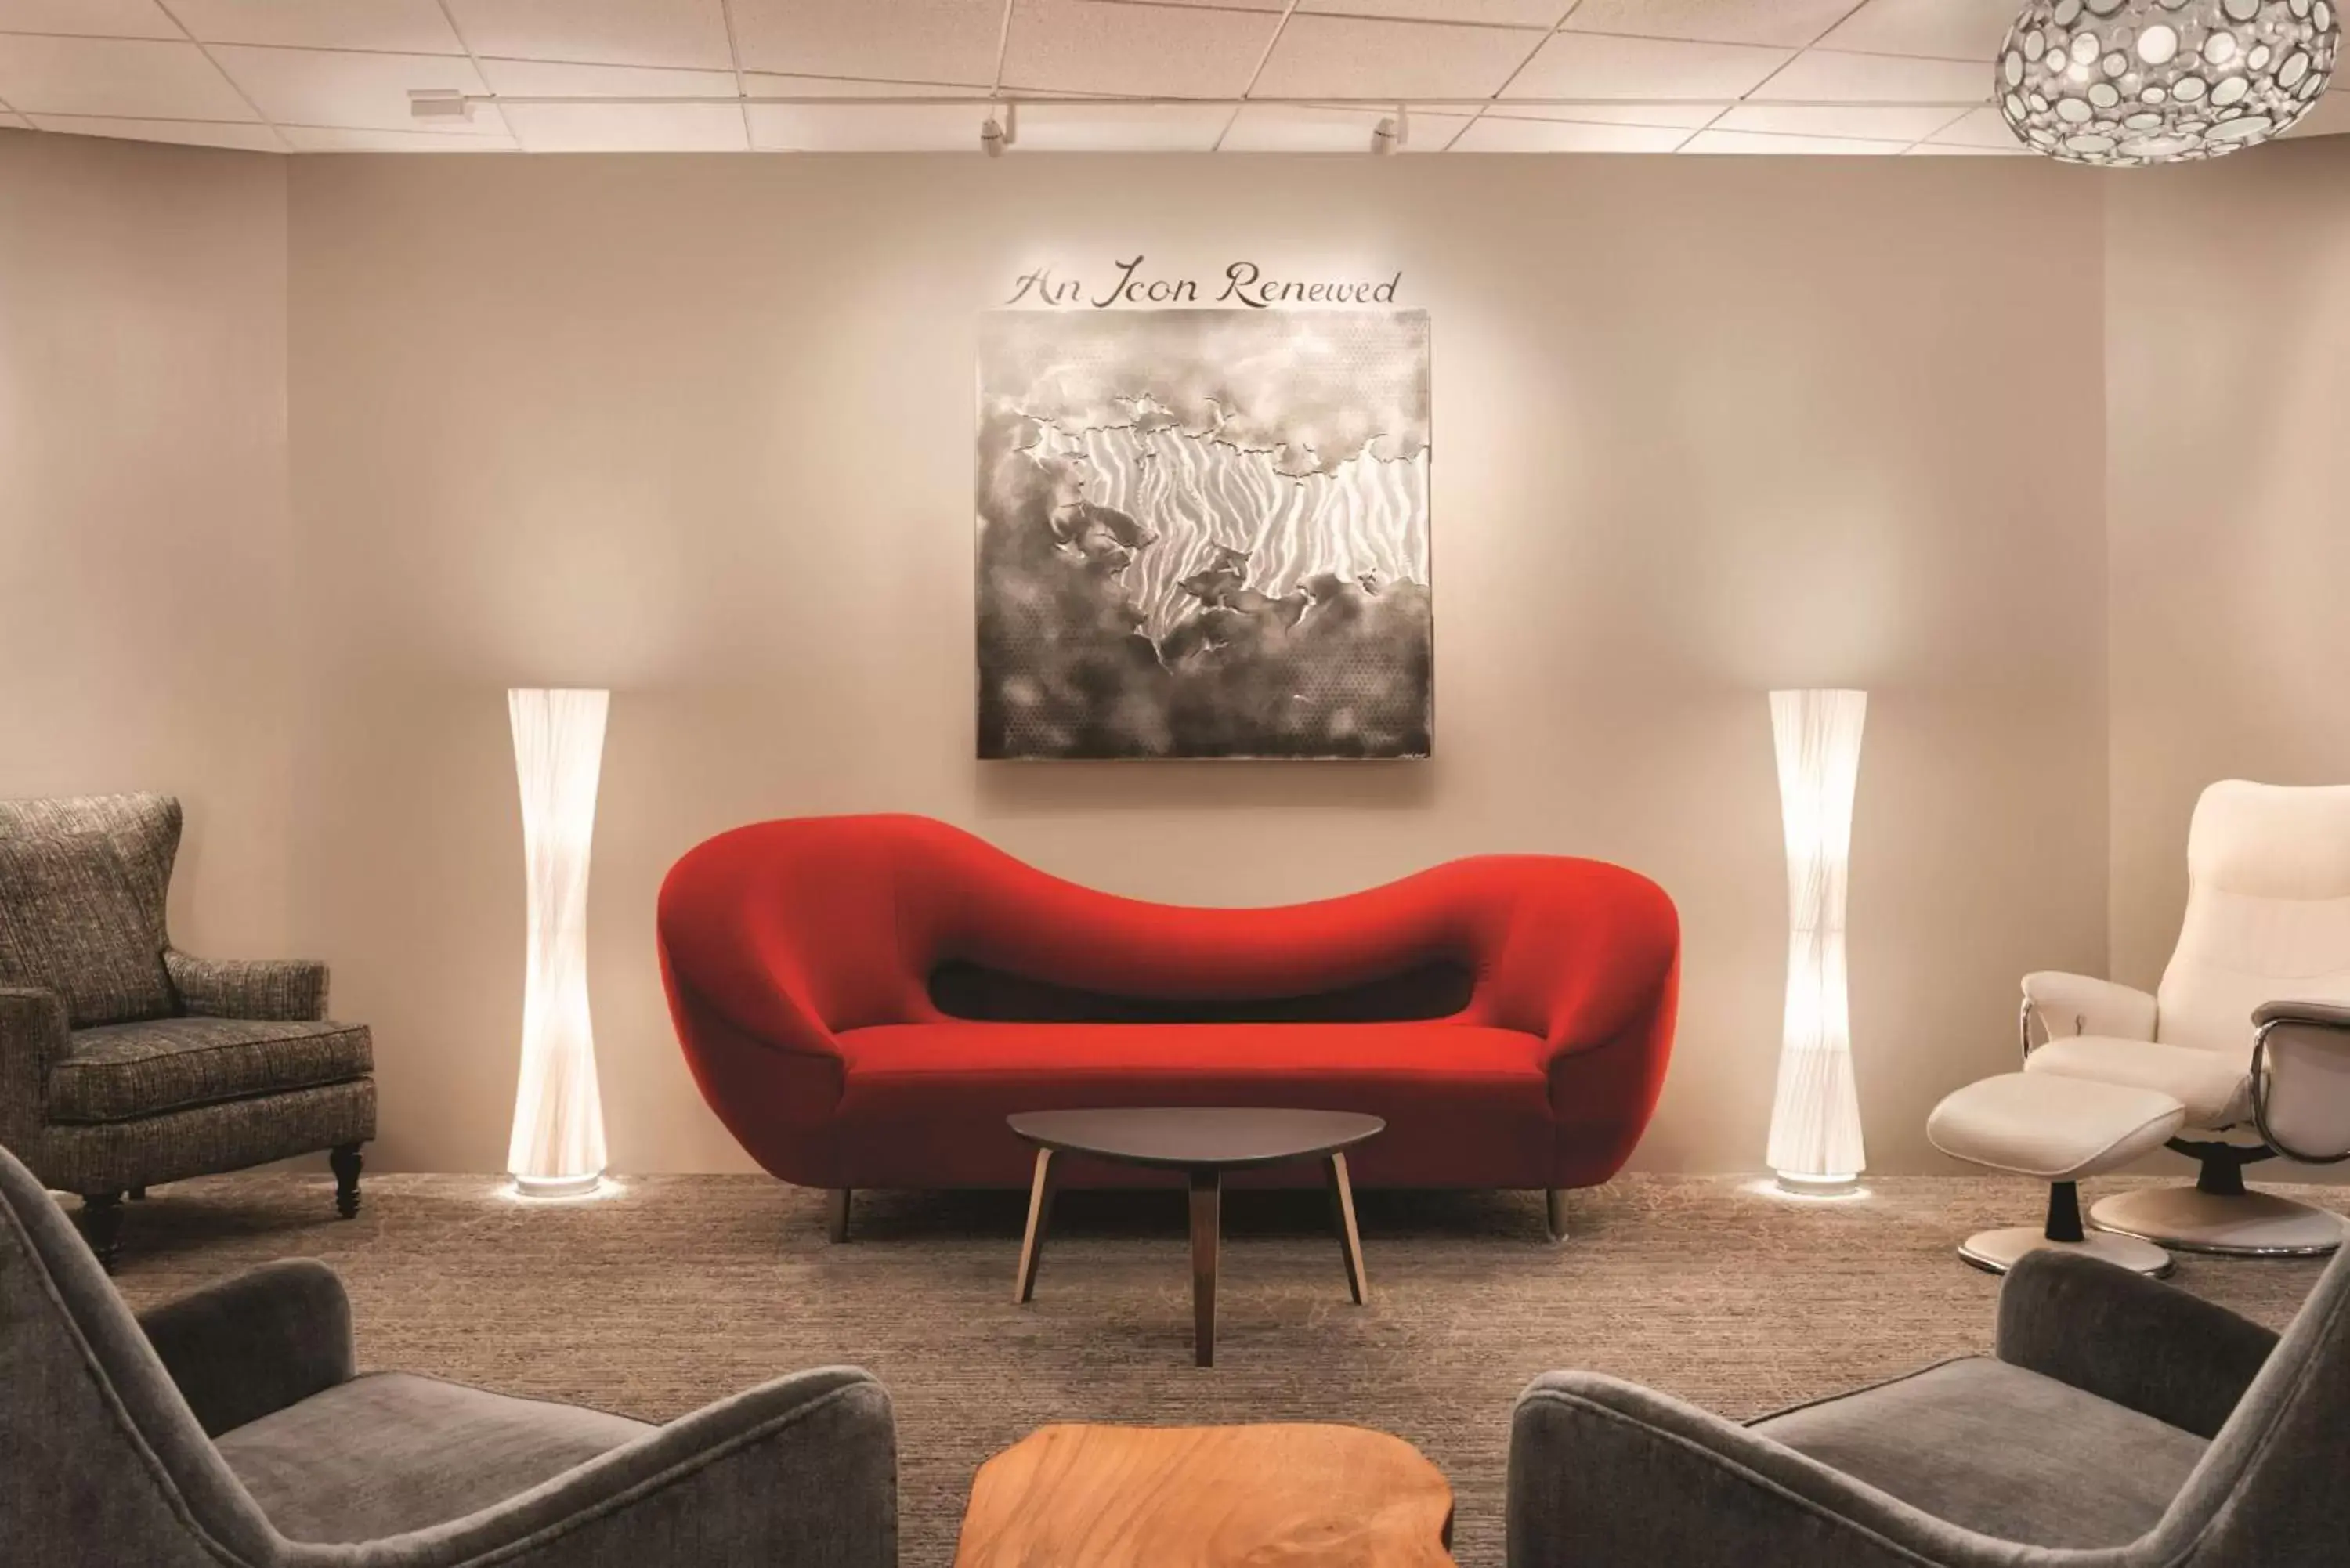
[2090,1187,2348,1257]
[1958,1224,2174,1277]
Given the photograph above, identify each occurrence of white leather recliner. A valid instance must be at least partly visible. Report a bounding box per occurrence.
[2019,780,2350,1255]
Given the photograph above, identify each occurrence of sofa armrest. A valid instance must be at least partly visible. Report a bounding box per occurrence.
[2021,971,2157,1047]
[136,1259,356,1436]
[1994,1250,2275,1439]
[0,985,69,1149]
[165,951,330,1022]
[1509,1373,2022,1568]
[384,1367,895,1568]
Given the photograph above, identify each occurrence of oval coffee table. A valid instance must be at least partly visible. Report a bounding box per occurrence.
[1007,1107,1384,1367]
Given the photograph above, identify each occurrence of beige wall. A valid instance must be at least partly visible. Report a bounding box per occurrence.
[283,154,2110,1175]
[2106,136,2350,992]
[0,131,294,959]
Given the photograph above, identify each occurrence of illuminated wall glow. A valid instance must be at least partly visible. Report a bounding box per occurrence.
[506,688,609,1198]
[1766,688,1869,1195]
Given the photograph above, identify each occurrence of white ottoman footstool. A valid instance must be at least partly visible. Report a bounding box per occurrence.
[1927,1072,2186,1277]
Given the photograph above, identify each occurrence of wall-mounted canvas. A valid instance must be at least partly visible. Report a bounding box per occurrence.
[977,309,1431,760]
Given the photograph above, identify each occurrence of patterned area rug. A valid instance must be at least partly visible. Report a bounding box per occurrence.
[103,1173,2339,1567]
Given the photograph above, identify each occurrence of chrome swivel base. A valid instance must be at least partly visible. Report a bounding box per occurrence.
[2090,1187,2348,1258]
[1958,1225,2174,1277]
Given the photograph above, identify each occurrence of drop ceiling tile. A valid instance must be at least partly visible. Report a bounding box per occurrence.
[161,0,464,53]
[1748,48,1990,103]
[732,0,1002,87]
[1296,0,1569,23]
[0,1,176,39]
[481,58,737,98]
[0,35,256,119]
[212,45,498,132]
[1452,115,1692,152]
[747,101,980,150]
[1480,98,1718,128]
[1562,0,1859,49]
[1924,103,2023,149]
[1903,139,2028,154]
[504,99,747,150]
[1681,127,1907,154]
[280,122,516,150]
[744,73,977,97]
[1816,0,2019,63]
[1252,13,1543,100]
[2282,92,2350,137]
[1218,103,1473,151]
[1001,0,1277,99]
[1014,101,1231,150]
[1452,114,1688,150]
[442,0,732,70]
[1715,103,1965,140]
[27,111,282,149]
[1505,33,1791,102]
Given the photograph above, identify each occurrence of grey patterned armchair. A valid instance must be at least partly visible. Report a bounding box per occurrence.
[0,1141,899,1567]
[0,793,374,1267]
[1509,1245,2350,1567]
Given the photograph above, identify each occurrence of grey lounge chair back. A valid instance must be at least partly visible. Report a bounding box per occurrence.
[2150,1241,2350,1566]
[0,1140,278,1566]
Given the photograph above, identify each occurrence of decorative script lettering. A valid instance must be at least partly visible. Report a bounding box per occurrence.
[1006,256,1402,309]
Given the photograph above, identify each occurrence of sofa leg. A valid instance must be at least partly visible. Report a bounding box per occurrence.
[126,1185,146,1201]
[1546,1188,1568,1243]
[826,1188,851,1243]
[79,1193,124,1273]
[331,1143,363,1219]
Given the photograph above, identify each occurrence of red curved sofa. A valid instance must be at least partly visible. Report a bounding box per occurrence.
[657,815,1679,1207]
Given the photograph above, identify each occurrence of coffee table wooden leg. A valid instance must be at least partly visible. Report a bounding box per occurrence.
[1188,1167,1220,1367]
[1326,1152,1368,1304]
[1016,1148,1058,1303]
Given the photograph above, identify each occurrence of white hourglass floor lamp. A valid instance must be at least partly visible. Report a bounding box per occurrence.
[1766,689,1869,1198]
[506,688,610,1200]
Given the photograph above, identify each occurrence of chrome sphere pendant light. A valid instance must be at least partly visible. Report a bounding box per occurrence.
[1998,0,2339,164]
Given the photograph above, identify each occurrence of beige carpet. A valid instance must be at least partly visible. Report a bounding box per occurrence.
[104,1172,2338,1567]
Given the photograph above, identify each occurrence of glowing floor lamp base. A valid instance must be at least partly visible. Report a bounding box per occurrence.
[506,688,610,1202]
[1766,689,1868,1198]
[512,1172,603,1200]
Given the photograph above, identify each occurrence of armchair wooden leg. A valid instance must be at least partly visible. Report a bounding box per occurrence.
[79,1192,124,1273]
[826,1188,851,1243]
[330,1143,363,1219]
[1546,1187,1568,1244]
[126,1186,146,1201]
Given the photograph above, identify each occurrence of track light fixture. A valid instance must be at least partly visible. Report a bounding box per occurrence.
[1371,105,1407,154]
[982,101,1018,157]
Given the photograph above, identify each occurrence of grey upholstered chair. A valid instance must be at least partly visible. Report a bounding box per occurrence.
[1509,1245,2350,1567]
[0,793,374,1268]
[0,1141,898,1567]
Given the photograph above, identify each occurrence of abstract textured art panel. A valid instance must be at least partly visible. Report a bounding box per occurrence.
[977,309,1431,759]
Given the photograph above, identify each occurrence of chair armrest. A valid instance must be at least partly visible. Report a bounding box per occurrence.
[1508,1373,2024,1568]
[378,1367,895,1568]
[136,1259,356,1436]
[0,986,69,1148]
[2251,1000,2350,1162]
[1994,1250,2275,1439]
[2254,1000,2350,1030]
[165,950,329,1022]
[2021,970,2157,1046]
